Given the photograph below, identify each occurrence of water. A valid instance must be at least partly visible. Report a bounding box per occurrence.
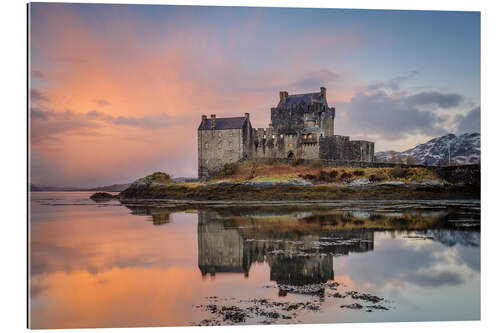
[29,192,480,328]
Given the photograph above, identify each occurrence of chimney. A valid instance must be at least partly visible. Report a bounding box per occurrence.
[320,87,326,99]
[244,113,250,119]
[201,114,207,122]
[210,114,216,129]
[279,91,288,101]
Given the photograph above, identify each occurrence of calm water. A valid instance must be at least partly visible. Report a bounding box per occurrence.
[29,192,480,328]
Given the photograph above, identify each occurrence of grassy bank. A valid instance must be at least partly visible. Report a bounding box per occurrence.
[115,162,480,201]
[209,161,440,184]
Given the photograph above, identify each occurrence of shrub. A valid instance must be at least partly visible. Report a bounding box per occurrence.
[406,156,416,165]
[151,171,171,181]
[318,170,332,182]
[218,163,237,177]
[390,165,408,178]
[353,170,365,177]
[340,172,353,182]
[353,219,365,225]
[299,173,316,181]
[369,174,384,183]
[138,172,172,186]
[329,170,339,179]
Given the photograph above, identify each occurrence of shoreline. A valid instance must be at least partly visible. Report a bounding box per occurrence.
[116,183,480,202]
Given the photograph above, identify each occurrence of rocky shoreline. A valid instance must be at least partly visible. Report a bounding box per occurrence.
[114,182,479,202]
[90,168,480,202]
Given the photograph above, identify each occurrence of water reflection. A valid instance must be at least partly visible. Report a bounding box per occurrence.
[197,211,374,288]
[29,193,480,328]
[193,207,479,299]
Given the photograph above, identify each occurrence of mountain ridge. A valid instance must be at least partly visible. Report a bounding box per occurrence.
[376,133,480,166]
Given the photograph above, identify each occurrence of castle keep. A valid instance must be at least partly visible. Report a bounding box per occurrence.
[198,87,374,179]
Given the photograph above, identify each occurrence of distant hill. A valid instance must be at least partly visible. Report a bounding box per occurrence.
[87,183,131,192]
[30,185,81,192]
[376,133,480,166]
[30,183,131,192]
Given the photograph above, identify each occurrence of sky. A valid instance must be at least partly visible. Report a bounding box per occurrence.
[29,3,480,187]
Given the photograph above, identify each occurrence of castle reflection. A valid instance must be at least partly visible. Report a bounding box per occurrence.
[121,202,480,292]
[124,205,173,225]
[197,211,374,289]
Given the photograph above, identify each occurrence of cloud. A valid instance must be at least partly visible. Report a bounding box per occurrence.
[455,107,480,134]
[30,88,50,103]
[31,108,170,144]
[30,108,103,144]
[50,56,87,63]
[87,110,170,129]
[338,90,448,140]
[405,269,466,287]
[31,69,44,79]
[293,69,339,90]
[365,70,419,91]
[336,234,479,290]
[94,99,110,107]
[405,91,465,109]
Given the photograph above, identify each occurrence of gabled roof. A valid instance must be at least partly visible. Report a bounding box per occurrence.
[198,117,248,130]
[278,92,323,108]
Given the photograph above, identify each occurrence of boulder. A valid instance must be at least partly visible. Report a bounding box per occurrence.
[90,192,116,201]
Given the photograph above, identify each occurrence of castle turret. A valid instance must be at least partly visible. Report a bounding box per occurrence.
[279,91,288,102]
[210,114,216,129]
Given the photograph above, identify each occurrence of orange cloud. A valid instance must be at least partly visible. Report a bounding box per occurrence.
[29,4,362,186]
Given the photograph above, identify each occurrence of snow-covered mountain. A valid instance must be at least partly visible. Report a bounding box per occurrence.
[375,133,480,166]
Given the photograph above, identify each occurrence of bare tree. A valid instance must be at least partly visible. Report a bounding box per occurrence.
[406,156,416,165]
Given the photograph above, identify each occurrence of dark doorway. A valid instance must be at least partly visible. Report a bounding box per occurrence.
[287,151,294,159]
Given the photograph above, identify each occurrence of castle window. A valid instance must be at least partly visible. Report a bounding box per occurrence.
[280,134,284,138]
[272,135,275,139]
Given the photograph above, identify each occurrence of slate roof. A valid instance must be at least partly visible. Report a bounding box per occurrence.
[198,117,248,130]
[278,92,323,108]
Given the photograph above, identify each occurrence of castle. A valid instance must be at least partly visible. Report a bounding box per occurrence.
[198,87,374,179]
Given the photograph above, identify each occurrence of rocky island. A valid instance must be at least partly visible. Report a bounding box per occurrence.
[93,161,480,203]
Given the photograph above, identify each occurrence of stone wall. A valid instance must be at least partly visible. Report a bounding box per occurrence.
[270,103,335,135]
[350,140,375,162]
[319,135,350,160]
[319,136,374,162]
[197,212,249,277]
[198,128,244,179]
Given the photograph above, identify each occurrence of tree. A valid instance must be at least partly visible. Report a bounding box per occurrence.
[406,156,416,165]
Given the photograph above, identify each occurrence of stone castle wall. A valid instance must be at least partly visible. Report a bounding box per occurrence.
[198,88,375,178]
[252,128,321,160]
[270,104,335,135]
[198,127,245,179]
